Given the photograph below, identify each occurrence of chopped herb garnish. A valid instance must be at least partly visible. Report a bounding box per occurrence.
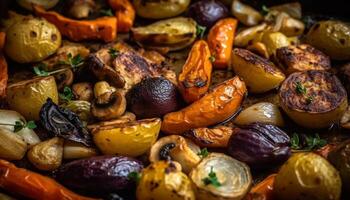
[196,25,206,39]
[33,54,84,76]
[290,133,300,149]
[100,9,114,16]
[261,5,270,15]
[67,53,84,70]
[202,167,221,187]
[306,96,314,104]
[108,48,119,59]
[33,63,49,76]
[295,82,307,95]
[290,133,327,151]
[59,86,73,102]
[198,148,209,158]
[0,119,37,133]
[209,55,216,63]
[128,171,141,183]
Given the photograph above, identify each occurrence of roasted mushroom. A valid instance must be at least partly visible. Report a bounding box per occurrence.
[72,82,93,101]
[54,68,74,91]
[149,135,201,173]
[65,0,96,19]
[91,81,126,121]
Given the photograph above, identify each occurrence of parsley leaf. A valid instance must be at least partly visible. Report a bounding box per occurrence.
[26,121,37,129]
[202,167,221,187]
[305,134,327,150]
[295,82,307,95]
[290,133,327,151]
[13,120,36,132]
[100,9,114,16]
[33,63,49,76]
[198,148,209,158]
[128,171,141,183]
[306,96,314,104]
[196,25,206,39]
[108,48,119,59]
[67,53,84,70]
[290,133,300,149]
[59,86,73,102]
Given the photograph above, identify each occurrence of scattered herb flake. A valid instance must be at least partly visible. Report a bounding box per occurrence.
[59,86,73,102]
[295,82,307,95]
[306,96,314,104]
[100,9,114,16]
[108,48,119,59]
[26,121,37,129]
[290,133,300,149]
[196,25,206,39]
[202,167,221,187]
[33,63,49,76]
[209,55,216,63]
[290,133,327,151]
[128,171,141,183]
[68,53,84,70]
[198,148,209,158]
[13,120,37,133]
[261,5,270,15]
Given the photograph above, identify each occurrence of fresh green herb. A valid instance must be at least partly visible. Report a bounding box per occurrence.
[261,5,270,15]
[128,171,141,183]
[197,148,209,158]
[209,55,216,63]
[306,95,314,104]
[59,86,73,102]
[108,48,119,59]
[67,53,84,69]
[100,9,114,16]
[295,82,307,95]
[196,25,206,39]
[290,133,327,151]
[0,119,37,133]
[33,63,49,76]
[202,167,221,187]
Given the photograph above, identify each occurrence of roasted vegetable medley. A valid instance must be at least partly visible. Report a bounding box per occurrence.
[1,0,350,199]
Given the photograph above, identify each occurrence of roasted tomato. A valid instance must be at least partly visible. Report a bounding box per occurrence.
[279,70,348,128]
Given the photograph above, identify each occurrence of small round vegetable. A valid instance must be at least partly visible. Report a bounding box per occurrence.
[306,20,350,60]
[5,17,61,63]
[188,0,229,28]
[136,161,195,200]
[234,102,285,126]
[189,153,252,200]
[328,140,350,192]
[133,0,190,19]
[17,0,60,10]
[279,70,348,128]
[93,118,161,157]
[274,153,341,200]
[231,0,263,26]
[7,76,59,120]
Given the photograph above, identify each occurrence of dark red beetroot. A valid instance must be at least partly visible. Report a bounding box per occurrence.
[126,77,184,119]
[55,156,143,193]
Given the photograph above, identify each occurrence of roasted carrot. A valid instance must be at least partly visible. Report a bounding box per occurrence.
[108,0,135,32]
[0,32,5,50]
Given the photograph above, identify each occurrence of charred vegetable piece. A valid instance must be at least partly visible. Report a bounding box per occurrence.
[0,159,97,200]
[328,140,350,192]
[231,48,285,93]
[231,0,263,26]
[184,126,234,148]
[161,76,246,134]
[40,98,93,146]
[62,100,91,122]
[27,137,63,171]
[133,0,190,19]
[72,82,93,102]
[188,0,229,28]
[93,118,161,157]
[208,18,237,69]
[274,153,341,200]
[228,123,290,169]
[136,161,195,200]
[178,40,212,103]
[4,16,61,63]
[108,0,135,32]
[7,76,59,120]
[276,44,331,74]
[0,51,7,99]
[131,17,197,51]
[55,156,143,193]
[279,70,348,128]
[127,77,184,118]
[33,5,117,42]
[306,20,350,60]
[149,135,201,173]
[234,102,285,127]
[189,153,252,200]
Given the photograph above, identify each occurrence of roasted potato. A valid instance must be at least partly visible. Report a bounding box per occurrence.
[306,20,350,60]
[93,118,161,157]
[137,161,195,200]
[231,48,285,93]
[5,17,61,63]
[6,76,59,120]
[131,17,197,51]
[261,31,290,57]
[27,137,63,171]
[279,70,348,128]
[276,44,331,74]
[133,0,190,19]
[274,153,341,200]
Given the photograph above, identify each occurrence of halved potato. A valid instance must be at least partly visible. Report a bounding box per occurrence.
[131,17,197,51]
[261,31,290,57]
[6,76,59,120]
[276,44,331,74]
[279,70,347,128]
[231,48,285,93]
[93,118,161,157]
